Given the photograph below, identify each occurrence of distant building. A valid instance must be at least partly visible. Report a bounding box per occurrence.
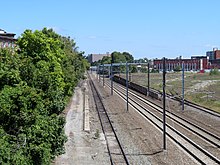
[0,29,17,48]
[216,50,220,59]
[153,57,209,71]
[191,55,207,60]
[87,52,111,64]
[153,48,220,71]
[206,51,215,60]
[206,48,220,68]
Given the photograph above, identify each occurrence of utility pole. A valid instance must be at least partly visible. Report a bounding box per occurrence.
[102,64,104,86]
[98,65,100,82]
[147,62,150,96]
[163,57,166,150]
[129,68,131,81]
[182,62,185,111]
[126,62,129,112]
[96,64,98,78]
[119,62,122,78]
[111,54,113,95]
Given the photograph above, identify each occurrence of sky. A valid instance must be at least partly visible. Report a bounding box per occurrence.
[2,0,220,59]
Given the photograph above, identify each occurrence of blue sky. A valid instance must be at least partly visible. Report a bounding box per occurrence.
[2,0,220,59]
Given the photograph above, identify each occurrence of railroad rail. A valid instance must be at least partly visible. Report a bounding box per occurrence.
[103,78,220,165]
[113,75,220,118]
[88,74,129,165]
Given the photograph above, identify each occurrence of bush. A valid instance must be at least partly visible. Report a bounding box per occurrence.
[173,65,182,72]
[151,68,159,73]
[210,68,219,76]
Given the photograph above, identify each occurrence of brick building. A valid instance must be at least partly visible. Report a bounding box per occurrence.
[206,48,220,68]
[154,48,220,71]
[153,57,209,71]
[0,29,17,48]
[216,50,220,59]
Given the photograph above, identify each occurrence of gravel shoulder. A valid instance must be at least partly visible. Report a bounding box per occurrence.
[54,78,110,165]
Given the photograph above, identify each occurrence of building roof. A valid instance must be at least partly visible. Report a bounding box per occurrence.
[0,29,16,37]
[0,28,17,41]
[0,32,16,37]
[0,29,6,33]
[0,35,17,41]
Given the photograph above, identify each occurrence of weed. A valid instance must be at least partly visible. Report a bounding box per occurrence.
[94,129,100,139]
[210,68,219,76]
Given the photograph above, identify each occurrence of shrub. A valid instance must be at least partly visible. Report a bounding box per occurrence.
[210,68,219,76]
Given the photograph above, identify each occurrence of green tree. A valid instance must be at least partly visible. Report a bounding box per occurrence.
[101,56,111,64]
[111,51,126,63]
[122,52,134,63]
[17,29,66,115]
[0,48,21,90]
[0,28,89,164]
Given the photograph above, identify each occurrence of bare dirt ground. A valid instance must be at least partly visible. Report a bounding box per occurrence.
[54,73,199,165]
[54,78,110,165]
[185,80,220,93]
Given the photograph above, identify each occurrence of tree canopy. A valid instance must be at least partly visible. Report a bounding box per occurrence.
[91,51,134,66]
[0,28,89,164]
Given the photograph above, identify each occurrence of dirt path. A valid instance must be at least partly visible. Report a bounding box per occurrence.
[54,78,110,165]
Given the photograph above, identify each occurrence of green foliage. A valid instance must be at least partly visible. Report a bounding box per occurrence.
[173,65,182,72]
[134,58,148,63]
[130,66,138,73]
[0,28,88,164]
[122,52,134,63]
[111,51,126,63]
[92,51,134,66]
[140,67,148,73]
[151,68,159,73]
[210,68,219,76]
[94,129,100,139]
[0,49,21,90]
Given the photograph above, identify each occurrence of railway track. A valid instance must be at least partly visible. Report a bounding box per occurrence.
[153,88,220,118]
[88,75,129,165]
[113,75,220,118]
[103,78,220,165]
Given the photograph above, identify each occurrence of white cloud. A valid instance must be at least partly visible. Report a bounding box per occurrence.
[88,35,97,39]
